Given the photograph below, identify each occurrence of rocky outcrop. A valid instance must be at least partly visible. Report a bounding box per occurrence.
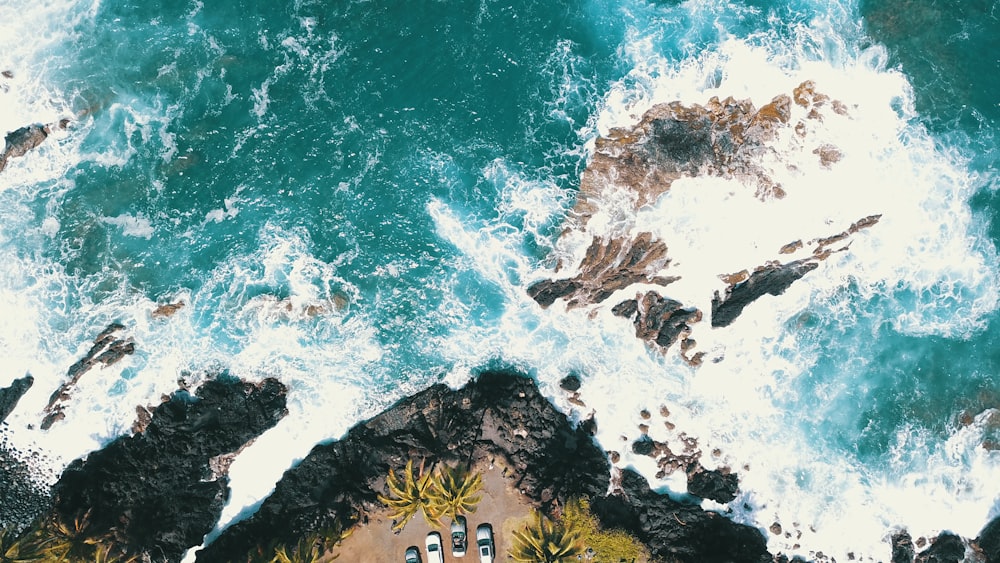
[196,369,612,561]
[0,374,33,424]
[196,369,768,562]
[711,259,819,328]
[914,532,966,563]
[42,323,135,429]
[612,291,702,357]
[49,376,288,562]
[528,232,678,309]
[0,118,72,174]
[0,439,52,534]
[978,516,1000,563]
[573,92,803,225]
[687,465,739,504]
[592,468,770,563]
[892,530,916,563]
[527,83,880,350]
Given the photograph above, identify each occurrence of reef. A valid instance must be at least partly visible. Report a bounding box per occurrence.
[527,83,881,354]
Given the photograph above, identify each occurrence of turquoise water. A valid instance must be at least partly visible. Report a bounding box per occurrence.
[2,0,1000,559]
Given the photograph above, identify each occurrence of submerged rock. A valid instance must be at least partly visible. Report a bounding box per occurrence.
[50,376,287,562]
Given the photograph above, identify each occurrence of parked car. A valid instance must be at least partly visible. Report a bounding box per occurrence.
[405,545,422,563]
[451,515,468,557]
[425,531,445,563]
[476,524,494,563]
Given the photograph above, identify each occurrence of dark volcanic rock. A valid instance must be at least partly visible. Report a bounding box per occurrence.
[711,259,818,327]
[558,373,581,392]
[0,374,33,423]
[196,369,610,562]
[892,530,916,563]
[0,123,49,173]
[914,532,965,563]
[687,465,739,504]
[199,370,769,563]
[591,469,769,563]
[0,440,52,533]
[978,516,1000,563]
[614,291,701,352]
[50,376,287,562]
[527,232,678,310]
[43,323,136,429]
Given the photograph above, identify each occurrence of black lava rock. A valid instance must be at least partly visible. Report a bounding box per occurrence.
[50,376,288,562]
[591,469,770,563]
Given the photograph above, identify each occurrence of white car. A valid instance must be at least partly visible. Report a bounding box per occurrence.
[425,531,444,563]
[476,524,494,563]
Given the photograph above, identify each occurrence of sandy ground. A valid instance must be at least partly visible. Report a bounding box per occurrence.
[327,459,534,562]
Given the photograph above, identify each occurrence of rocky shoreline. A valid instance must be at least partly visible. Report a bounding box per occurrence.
[2,368,1000,562]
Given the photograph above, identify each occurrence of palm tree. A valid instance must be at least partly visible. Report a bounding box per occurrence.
[377,459,445,532]
[1,526,39,562]
[509,509,585,563]
[426,465,483,521]
[91,543,138,563]
[30,512,103,562]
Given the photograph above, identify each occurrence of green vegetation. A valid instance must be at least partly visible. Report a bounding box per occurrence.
[426,465,483,522]
[245,522,353,563]
[0,513,137,563]
[378,459,444,532]
[562,498,649,562]
[1,527,34,563]
[509,509,584,562]
[377,460,485,532]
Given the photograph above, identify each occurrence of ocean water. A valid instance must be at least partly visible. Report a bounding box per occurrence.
[1,0,999,560]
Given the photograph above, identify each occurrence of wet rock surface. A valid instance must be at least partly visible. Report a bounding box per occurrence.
[686,465,739,504]
[913,532,966,563]
[0,438,52,534]
[50,375,288,562]
[591,468,769,563]
[527,232,678,309]
[0,123,50,174]
[196,369,767,562]
[892,530,916,563]
[979,516,1000,563]
[42,323,136,430]
[613,290,701,354]
[527,84,880,350]
[711,259,819,328]
[0,374,33,424]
